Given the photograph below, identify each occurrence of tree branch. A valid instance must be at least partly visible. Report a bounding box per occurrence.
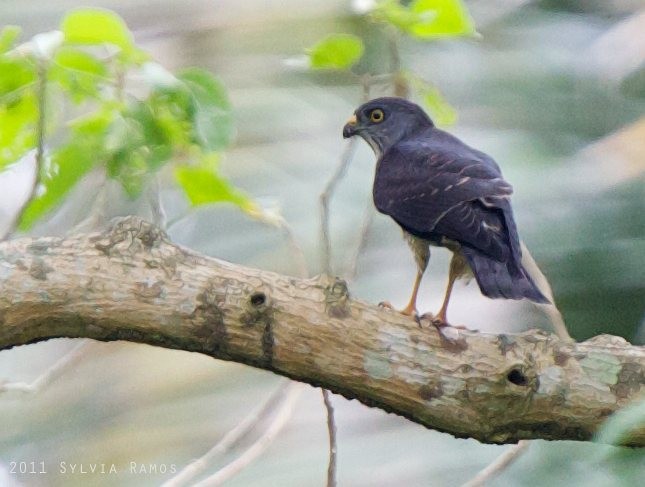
[1,216,644,446]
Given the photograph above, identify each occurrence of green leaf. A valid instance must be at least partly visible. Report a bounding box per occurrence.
[60,8,147,63]
[175,154,254,212]
[104,94,189,197]
[308,34,365,70]
[421,86,457,126]
[595,395,645,446]
[405,73,457,126]
[147,86,193,150]
[0,91,37,170]
[50,47,108,102]
[0,56,37,95]
[53,47,107,78]
[104,107,168,197]
[101,69,233,197]
[178,68,233,151]
[0,57,38,170]
[18,108,114,230]
[410,0,475,38]
[107,148,148,198]
[372,0,421,32]
[0,26,21,53]
[374,0,475,39]
[19,143,96,230]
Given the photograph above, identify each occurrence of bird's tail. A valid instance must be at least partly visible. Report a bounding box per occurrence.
[461,243,572,341]
[461,246,550,304]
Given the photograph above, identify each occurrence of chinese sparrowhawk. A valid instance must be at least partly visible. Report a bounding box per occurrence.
[342,97,549,326]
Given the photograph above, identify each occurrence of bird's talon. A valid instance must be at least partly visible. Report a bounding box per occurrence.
[431,317,471,331]
[431,316,448,328]
[412,312,422,327]
[419,312,434,322]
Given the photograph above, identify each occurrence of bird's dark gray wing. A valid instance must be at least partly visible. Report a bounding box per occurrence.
[373,141,517,262]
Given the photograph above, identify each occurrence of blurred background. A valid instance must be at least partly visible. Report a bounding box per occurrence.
[0,0,643,486]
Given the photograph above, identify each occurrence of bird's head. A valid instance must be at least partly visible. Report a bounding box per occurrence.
[342,97,434,156]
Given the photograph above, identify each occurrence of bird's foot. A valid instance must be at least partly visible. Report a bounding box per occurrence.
[400,304,422,327]
[421,313,471,331]
[379,301,422,326]
[431,316,450,329]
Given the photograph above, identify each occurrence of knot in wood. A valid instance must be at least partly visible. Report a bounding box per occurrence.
[324,277,350,318]
[193,283,227,354]
[505,363,539,393]
[238,289,274,367]
[28,257,53,281]
[94,216,169,256]
[240,290,273,327]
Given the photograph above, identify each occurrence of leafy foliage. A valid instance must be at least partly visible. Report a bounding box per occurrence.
[179,68,233,151]
[50,47,107,102]
[372,0,475,39]
[60,8,147,64]
[304,0,471,126]
[175,154,255,211]
[18,109,114,230]
[308,34,365,70]
[0,67,37,169]
[406,72,457,125]
[0,25,21,54]
[0,8,249,231]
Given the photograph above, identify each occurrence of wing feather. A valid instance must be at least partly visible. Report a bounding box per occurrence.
[374,141,518,262]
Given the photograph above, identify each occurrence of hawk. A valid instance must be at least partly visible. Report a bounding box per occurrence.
[343,97,548,325]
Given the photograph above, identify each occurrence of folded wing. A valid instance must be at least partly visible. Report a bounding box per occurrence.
[373,141,517,263]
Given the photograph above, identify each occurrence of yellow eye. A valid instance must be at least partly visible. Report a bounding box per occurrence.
[370,109,384,123]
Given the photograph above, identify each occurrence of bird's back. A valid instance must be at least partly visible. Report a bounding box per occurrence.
[373,126,548,303]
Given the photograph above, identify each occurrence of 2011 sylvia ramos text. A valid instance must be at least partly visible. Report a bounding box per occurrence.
[9,461,177,475]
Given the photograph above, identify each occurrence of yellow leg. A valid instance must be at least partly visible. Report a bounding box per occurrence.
[401,270,424,316]
[435,253,466,324]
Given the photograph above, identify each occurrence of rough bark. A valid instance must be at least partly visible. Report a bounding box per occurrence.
[0,216,643,445]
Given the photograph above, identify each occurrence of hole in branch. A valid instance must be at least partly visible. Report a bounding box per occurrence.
[250,292,266,307]
[507,368,528,386]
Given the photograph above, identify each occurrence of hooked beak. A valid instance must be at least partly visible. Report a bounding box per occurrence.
[343,114,358,138]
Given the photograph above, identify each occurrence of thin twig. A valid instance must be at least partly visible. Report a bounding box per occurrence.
[69,173,109,234]
[345,202,375,281]
[164,216,308,487]
[148,175,168,230]
[0,341,91,393]
[273,217,338,487]
[387,28,409,98]
[319,78,372,276]
[322,389,337,487]
[316,76,375,483]
[161,381,292,487]
[275,218,308,279]
[320,138,358,275]
[165,210,193,232]
[520,242,572,342]
[192,383,304,487]
[1,61,48,241]
[461,441,530,487]
[317,136,359,487]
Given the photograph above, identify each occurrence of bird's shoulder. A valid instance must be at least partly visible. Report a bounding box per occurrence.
[381,127,504,181]
[373,128,513,213]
